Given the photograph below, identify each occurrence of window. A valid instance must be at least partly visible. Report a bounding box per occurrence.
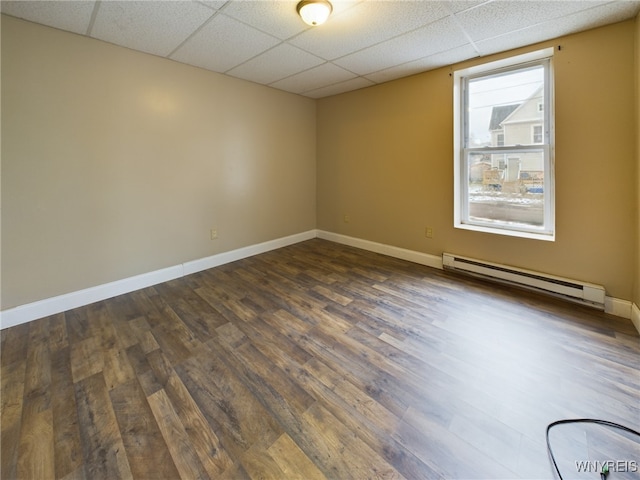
[453,48,555,241]
[532,125,543,144]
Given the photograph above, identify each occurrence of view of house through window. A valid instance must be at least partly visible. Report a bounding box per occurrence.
[454,48,554,240]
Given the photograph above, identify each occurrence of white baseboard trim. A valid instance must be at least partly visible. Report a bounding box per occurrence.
[632,303,640,335]
[0,230,317,330]
[0,265,184,331]
[316,230,442,269]
[318,230,635,321]
[183,230,316,276]
[2,228,634,329]
[604,297,632,319]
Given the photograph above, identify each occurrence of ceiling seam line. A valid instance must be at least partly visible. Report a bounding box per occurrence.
[223,39,288,75]
[301,75,376,97]
[327,12,454,65]
[270,65,368,95]
[447,12,480,56]
[266,60,331,87]
[360,43,482,82]
[85,0,101,36]
[166,9,224,59]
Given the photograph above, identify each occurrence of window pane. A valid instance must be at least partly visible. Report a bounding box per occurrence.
[468,66,544,147]
[467,151,545,228]
[533,125,543,143]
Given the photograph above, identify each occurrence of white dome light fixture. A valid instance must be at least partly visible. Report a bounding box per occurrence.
[296,0,333,26]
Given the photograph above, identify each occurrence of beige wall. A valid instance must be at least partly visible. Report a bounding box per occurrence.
[3,15,638,310]
[317,20,637,301]
[1,15,316,309]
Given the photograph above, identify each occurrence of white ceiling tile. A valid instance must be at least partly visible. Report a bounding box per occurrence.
[476,1,640,57]
[441,0,490,14]
[170,13,280,73]
[218,0,360,40]
[221,0,306,39]
[314,0,362,16]
[227,43,325,85]
[474,32,547,58]
[90,1,214,57]
[303,76,375,98]
[1,0,95,34]
[290,0,451,60]
[455,0,609,42]
[270,62,356,94]
[364,43,478,84]
[333,16,467,75]
[196,0,227,10]
[3,0,639,98]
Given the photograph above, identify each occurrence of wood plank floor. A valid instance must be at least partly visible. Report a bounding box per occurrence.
[2,239,639,480]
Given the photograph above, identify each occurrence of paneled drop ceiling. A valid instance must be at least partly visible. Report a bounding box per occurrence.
[2,0,639,98]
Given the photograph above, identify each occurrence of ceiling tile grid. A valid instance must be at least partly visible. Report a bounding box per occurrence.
[455,0,610,42]
[303,75,375,98]
[363,42,479,84]
[220,0,309,39]
[332,15,469,75]
[90,0,215,56]
[270,62,357,94]
[2,0,639,98]
[227,42,325,84]
[288,0,452,60]
[474,1,640,57]
[169,12,281,73]
[1,0,95,34]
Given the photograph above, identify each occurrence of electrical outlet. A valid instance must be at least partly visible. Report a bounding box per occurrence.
[425,227,433,238]
[210,229,218,240]
[343,214,350,223]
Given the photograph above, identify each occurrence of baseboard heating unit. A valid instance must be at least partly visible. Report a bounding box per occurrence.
[442,253,606,309]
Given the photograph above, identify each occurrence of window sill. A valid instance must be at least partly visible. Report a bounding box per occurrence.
[455,222,555,242]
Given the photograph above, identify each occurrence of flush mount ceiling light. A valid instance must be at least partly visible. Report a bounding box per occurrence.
[296,0,333,26]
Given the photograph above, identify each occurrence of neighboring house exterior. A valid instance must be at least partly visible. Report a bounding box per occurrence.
[489,86,545,189]
[489,103,520,148]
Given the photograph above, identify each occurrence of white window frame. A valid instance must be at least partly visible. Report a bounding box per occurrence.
[453,48,555,241]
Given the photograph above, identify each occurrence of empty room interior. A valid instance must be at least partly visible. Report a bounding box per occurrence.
[2,0,640,479]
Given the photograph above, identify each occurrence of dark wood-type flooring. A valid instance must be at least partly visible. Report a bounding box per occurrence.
[2,239,639,479]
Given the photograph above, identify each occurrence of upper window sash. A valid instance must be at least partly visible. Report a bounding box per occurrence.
[460,60,552,149]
